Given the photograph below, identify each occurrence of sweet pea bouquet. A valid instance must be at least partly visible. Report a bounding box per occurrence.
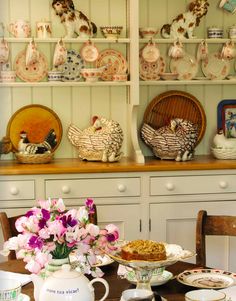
[0,198,119,277]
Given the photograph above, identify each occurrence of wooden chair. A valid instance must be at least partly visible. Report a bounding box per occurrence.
[0,205,97,261]
[0,212,23,260]
[196,210,236,267]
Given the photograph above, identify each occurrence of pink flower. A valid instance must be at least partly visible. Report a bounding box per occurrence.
[0,198,119,276]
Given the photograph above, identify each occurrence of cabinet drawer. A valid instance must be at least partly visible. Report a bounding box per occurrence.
[150,175,236,196]
[0,180,35,200]
[45,177,140,198]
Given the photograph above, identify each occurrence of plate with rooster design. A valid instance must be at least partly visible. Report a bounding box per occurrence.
[6,104,62,152]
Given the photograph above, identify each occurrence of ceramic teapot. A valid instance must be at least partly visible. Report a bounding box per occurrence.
[38,264,109,301]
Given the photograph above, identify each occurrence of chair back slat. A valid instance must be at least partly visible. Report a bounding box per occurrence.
[196,210,236,267]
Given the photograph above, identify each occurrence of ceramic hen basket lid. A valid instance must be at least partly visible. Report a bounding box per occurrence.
[142,90,206,145]
[6,104,63,152]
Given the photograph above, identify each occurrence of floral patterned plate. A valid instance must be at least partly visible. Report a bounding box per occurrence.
[170,53,198,80]
[139,51,166,81]
[96,49,128,81]
[201,52,230,80]
[14,50,48,82]
[125,269,173,286]
[177,269,236,289]
[58,49,84,81]
[80,41,99,63]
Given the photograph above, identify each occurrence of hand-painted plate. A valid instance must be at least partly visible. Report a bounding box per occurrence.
[201,52,230,80]
[170,53,198,80]
[177,269,236,289]
[6,104,62,152]
[139,52,166,81]
[14,50,48,82]
[96,49,128,81]
[59,49,84,81]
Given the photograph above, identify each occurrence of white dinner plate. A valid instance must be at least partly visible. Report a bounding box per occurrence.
[125,270,173,286]
[177,269,236,289]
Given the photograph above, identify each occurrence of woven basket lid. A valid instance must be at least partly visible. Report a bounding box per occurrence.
[142,90,206,145]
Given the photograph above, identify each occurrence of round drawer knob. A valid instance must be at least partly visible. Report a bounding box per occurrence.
[165,182,175,191]
[118,184,126,192]
[62,185,71,194]
[10,187,19,195]
[219,181,228,189]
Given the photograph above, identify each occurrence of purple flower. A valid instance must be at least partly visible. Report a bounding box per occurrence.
[61,215,77,228]
[25,210,34,217]
[86,198,95,213]
[106,233,117,242]
[42,209,50,221]
[28,235,43,249]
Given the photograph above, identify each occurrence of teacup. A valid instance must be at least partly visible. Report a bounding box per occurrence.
[221,40,235,60]
[139,27,158,39]
[112,73,128,81]
[0,278,21,301]
[36,21,52,39]
[168,40,185,59]
[1,70,16,82]
[219,0,236,13]
[185,289,226,301]
[228,24,236,38]
[197,40,208,61]
[25,40,40,66]
[53,39,67,67]
[8,19,31,38]
[48,70,63,81]
[121,289,154,301]
[0,39,9,64]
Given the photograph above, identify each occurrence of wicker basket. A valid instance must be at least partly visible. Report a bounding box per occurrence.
[15,152,54,164]
[211,147,236,160]
[143,90,207,145]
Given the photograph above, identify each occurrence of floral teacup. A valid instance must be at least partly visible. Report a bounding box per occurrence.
[26,40,40,66]
[8,19,31,38]
[53,39,67,67]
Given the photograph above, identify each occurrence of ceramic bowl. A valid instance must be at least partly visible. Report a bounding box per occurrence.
[100,26,123,39]
[160,72,179,80]
[1,70,16,82]
[207,27,223,38]
[81,67,104,82]
[121,289,153,301]
[48,71,63,81]
[185,289,226,301]
[139,27,158,39]
[0,278,21,301]
[112,73,128,81]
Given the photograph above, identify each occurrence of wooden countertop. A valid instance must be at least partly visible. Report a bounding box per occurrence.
[0,155,236,175]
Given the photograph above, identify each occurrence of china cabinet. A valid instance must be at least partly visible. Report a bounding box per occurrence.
[1,0,236,271]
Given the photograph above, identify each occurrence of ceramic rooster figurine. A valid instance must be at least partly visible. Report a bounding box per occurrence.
[67,116,123,162]
[18,129,57,154]
[141,118,198,161]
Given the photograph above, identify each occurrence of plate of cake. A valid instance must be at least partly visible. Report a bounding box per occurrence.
[108,240,195,270]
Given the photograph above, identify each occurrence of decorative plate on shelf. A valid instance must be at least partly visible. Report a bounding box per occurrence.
[201,52,230,80]
[170,53,198,80]
[143,90,206,145]
[14,50,48,82]
[177,269,236,289]
[139,51,166,81]
[58,49,84,81]
[96,49,128,81]
[217,99,236,138]
[6,104,62,152]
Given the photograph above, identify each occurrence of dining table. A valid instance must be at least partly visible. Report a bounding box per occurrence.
[0,259,202,301]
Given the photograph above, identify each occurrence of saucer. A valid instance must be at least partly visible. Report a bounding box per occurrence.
[18,293,30,301]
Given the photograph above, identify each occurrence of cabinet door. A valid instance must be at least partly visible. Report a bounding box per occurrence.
[96,204,141,241]
[149,201,236,272]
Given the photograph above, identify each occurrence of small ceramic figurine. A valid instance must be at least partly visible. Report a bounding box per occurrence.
[18,129,57,154]
[67,116,123,162]
[52,0,97,38]
[141,118,198,161]
[161,0,209,39]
